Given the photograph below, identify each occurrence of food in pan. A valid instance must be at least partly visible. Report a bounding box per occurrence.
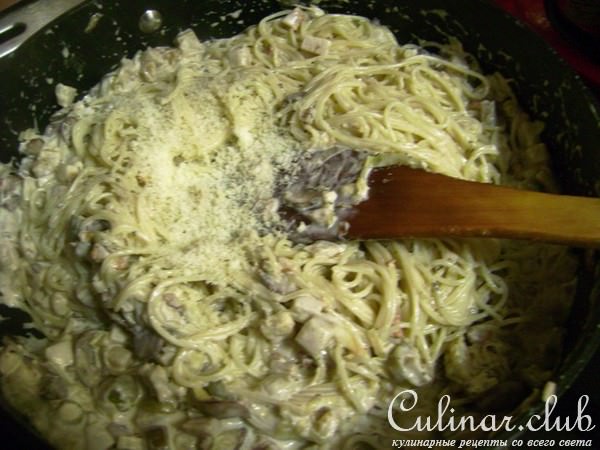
[0,7,576,450]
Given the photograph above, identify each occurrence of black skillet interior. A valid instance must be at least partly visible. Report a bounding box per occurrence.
[1,0,600,447]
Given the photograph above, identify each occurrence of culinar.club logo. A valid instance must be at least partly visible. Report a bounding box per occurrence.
[386,389,595,448]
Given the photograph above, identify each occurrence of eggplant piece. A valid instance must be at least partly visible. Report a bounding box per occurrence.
[179,418,249,450]
[98,374,143,413]
[193,400,249,419]
[132,327,164,362]
[212,428,248,450]
[73,330,105,387]
[276,147,368,242]
[145,426,170,450]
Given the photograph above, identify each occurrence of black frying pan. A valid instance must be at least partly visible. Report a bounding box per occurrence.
[1,0,599,448]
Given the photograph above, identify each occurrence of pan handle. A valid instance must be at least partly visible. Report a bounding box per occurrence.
[0,0,86,58]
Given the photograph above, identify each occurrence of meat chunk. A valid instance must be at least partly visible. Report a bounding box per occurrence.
[301,36,331,55]
[295,317,333,356]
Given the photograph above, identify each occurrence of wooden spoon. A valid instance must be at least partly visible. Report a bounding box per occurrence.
[345,165,600,247]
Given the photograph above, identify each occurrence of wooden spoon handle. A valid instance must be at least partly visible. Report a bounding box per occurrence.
[347,166,600,246]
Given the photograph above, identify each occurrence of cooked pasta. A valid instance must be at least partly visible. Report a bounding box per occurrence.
[0,7,577,450]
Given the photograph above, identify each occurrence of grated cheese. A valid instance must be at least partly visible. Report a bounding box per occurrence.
[111,68,300,284]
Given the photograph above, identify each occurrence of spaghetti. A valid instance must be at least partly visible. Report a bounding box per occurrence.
[0,7,577,450]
